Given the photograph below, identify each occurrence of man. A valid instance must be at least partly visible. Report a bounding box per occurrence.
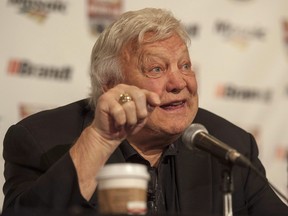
[2,8,288,216]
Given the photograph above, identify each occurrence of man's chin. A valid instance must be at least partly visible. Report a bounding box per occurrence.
[143,123,188,138]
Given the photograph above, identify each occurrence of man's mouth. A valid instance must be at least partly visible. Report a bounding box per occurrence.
[160,100,186,110]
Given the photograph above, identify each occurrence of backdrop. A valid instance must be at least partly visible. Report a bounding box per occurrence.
[0,0,287,210]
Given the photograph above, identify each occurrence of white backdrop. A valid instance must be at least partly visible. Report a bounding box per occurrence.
[0,0,288,210]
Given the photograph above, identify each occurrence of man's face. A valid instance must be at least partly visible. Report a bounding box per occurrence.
[121,33,198,136]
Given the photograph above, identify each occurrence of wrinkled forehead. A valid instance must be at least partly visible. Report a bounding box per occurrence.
[121,32,187,59]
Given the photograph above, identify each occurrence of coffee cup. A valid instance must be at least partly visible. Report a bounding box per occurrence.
[97,163,150,215]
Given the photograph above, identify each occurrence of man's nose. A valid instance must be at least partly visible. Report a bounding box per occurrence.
[166,68,187,93]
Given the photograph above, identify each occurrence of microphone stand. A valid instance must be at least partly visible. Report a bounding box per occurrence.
[221,165,234,216]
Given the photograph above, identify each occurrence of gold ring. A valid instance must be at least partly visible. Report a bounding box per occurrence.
[119,93,132,105]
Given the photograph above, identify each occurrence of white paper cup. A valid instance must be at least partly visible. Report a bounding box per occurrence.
[97,163,150,215]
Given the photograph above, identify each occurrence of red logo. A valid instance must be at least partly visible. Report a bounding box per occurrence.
[7,59,21,75]
[87,0,123,34]
[7,59,72,81]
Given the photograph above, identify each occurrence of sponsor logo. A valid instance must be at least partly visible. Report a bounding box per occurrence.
[7,59,72,81]
[216,83,272,102]
[185,24,200,37]
[87,0,122,35]
[215,20,266,48]
[8,0,67,22]
[274,145,288,160]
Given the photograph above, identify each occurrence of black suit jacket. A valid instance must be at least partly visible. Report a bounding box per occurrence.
[2,99,288,216]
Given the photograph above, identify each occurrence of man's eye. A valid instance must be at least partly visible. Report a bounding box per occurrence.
[143,66,164,78]
[151,67,162,73]
[182,64,191,70]
[181,63,195,76]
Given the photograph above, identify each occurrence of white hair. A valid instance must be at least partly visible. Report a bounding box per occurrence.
[89,8,190,108]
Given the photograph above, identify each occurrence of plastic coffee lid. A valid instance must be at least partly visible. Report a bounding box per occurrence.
[97,163,150,180]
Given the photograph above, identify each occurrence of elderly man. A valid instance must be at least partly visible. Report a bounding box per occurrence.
[2,8,288,216]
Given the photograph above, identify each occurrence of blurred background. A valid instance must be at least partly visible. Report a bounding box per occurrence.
[0,0,287,211]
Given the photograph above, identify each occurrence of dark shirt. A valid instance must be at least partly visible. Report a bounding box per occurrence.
[119,141,180,215]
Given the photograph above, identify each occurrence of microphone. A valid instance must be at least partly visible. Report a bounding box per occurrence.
[182,123,288,203]
[182,123,251,167]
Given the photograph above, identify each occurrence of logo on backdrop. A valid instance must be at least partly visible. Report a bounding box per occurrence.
[274,145,288,160]
[7,59,72,81]
[8,0,67,22]
[215,20,266,48]
[87,0,123,35]
[185,24,201,37]
[216,83,272,102]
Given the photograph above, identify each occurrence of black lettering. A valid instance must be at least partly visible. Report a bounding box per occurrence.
[186,25,199,37]
[9,0,21,4]
[41,68,55,79]
[14,60,72,81]
[45,1,66,12]
[33,1,45,12]
[225,86,236,97]
[20,62,33,75]
[216,21,231,34]
[38,67,49,77]
[221,85,272,102]
[216,20,266,41]
[59,67,71,80]
[9,0,67,13]
[254,28,265,39]
[20,0,30,11]
[52,68,61,79]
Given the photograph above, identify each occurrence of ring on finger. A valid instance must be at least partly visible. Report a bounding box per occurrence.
[119,93,133,105]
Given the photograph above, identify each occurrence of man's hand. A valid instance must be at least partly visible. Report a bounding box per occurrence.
[69,84,160,201]
[92,84,160,142]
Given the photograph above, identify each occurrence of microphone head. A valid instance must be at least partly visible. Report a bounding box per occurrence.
[182,123,208,150]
